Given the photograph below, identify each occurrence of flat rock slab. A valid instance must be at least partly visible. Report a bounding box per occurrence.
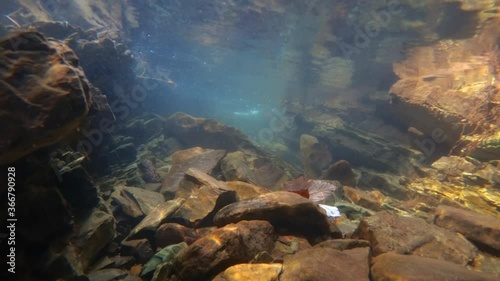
[160,148,226,195]
[225,181,271,200]
[434,205,500,254]
[171,184,237,228]
[214,191,334,243]
[76,210,116,271]
[371,253,498,281]
[167,220,276,281]
[111,185,165,219]
[353,211,477,265]
[212,263,283,281]
[164,112,254,152]
[280,242,370,281]
[125,198,184,241]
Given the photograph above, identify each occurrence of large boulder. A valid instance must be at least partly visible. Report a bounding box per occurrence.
[434,205,500,255]
[214,191,338,243]
[280,240,370,281]
[166,220,276,281]
[352,211,477,265]
[0,32,94,164]
[371,252,498,281]
[164,112,254,151]
[160,148,226,195]
[220,150,292,190]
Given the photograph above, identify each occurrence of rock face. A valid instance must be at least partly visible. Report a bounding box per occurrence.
[155,223,199,248]
[160,148,226,195]
[166,220,276,281]
[299,134,332,179]
[125,198,185,241]
[171,184,237,227]
[371,253,498,281]
[389,20,500,152]
[353,211,477,265]
[434,205,500,254]
[212,263,283,281]
[220,150,292,190]
[214,191,336,243]
[164,112,254,151]
[0,32,95,164]
[111,185,165,219]
[280,240,370,281]
[76,210,116,271]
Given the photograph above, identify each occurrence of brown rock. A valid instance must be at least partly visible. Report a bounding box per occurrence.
[300,134,332,179]
[212,263,282,281]
[214,191,337,243]
[434,205,500,254]
[76,210,116,271]
[0,32,95,164]
[343,186,382,211]
[280,242,370,281]
[121,239,154,264]
[171,184,237,228]
[221,151,289,190]
[167,220,276,281]
[371,252,498,281]
[125,198,184,241]
[225,181,272,200]
[111,185,165,219]
[273,236,312,258]
[322,160,357,186]
[164,112,254,151]
[160,148,226,195]
[316,239,371,251]
[352,211,477,265]
[156,223,199,248]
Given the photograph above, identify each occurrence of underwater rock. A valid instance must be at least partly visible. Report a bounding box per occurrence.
[300,134,332,179]
[335,202,375,221]
[343,186,382,211]
[434,205,500,255]
[0,32,95,164]
[160,148,226,195]
[111,185,165,219]
[142,242,188,279]
[358,171,411,200]
[212,263,283,281]
[52,155,100,213]
[171,184,237,228]
[221,150,291,190]
[316,239,371,251]
[322,160,357,186]
[39,243,86,281]
[156,223,199,248]
[225,181,272,200]
[121,239,154,264]
[280,242,370,281]
[389,26,500,151]
[87,268,130,281]
[164,112,254,151]
[76,210,116,271]
[125,198,185,241]
[311,125,418,174]
[166,220,276,281]
[121,114,165,145]
[138,158,162,183]
[214,191,338,244]
[371,252,498,281]
[108,143,137,166]
[352,211,478,266]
